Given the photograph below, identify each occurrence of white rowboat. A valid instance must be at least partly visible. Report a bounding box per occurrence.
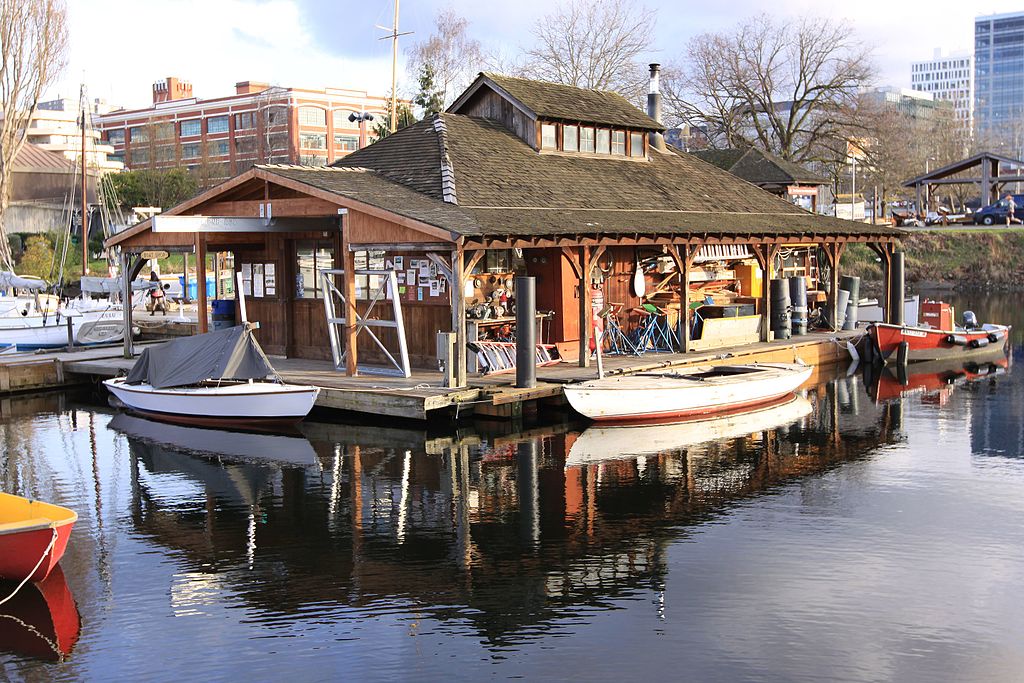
[104,377,320,428]
[563,362,813,423]
[566,395,813,467]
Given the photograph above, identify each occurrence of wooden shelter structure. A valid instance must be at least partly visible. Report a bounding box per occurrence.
[107,73,902,386]
[902,151,1024,210]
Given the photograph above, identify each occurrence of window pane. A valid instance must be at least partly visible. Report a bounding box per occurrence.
[563,125,578,152]
[541,123,557,150]
[300,133,327,149]
[334,134,359,151]
[208,116,229,134]
[333,109,358,128]
[130,126,148,143]
[299,107,327,126]
[611,130,626,155]
[595,129,610,154]
[180,120,201,137]
[233,113,253,130]
[181,143,200,159]
[208,140,229,156]
[106,129,125,145]
[295,240,334,299]
[629,132,644,157]
[580,127,595,153]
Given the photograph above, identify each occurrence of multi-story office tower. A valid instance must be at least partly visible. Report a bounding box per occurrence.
[911,48,973,128]
[975,11,1024,137]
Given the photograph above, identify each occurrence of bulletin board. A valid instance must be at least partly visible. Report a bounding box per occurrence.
[240,261,279,299]
[354,250,449,305]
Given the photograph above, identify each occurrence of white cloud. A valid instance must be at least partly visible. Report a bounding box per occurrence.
[59,0,396,109]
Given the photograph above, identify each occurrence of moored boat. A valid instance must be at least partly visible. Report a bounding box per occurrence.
[567,394,813,466]
[563,362,813,423]
[867,300,1010,365]
[103,324,320,428]
[0,492,77,583]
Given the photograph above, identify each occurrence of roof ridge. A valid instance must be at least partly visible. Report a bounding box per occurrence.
[482,71,624,99]
[257,164,371,173]
[433,114,458,204]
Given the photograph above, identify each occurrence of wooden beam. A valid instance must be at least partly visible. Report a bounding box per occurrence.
[462,249,485,280]
[195,234,208,334]
[341,223,358,376]
[203,197,340,217]
[452,248,468,387]
[578,246,592,368]
[560,246,582,280]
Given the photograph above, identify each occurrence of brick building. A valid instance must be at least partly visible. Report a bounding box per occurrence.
[96,77,395,186]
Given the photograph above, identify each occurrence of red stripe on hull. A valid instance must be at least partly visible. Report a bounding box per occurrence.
[590,392,799,425]
[0,521,74,583]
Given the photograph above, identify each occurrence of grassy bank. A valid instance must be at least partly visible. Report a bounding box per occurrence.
[841,229,1024,291]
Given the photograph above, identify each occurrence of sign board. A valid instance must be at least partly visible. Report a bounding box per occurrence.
[141,250,169,260]
[152,215,335,233]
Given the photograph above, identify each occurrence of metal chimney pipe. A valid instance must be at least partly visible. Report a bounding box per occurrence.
[647,63,666,151]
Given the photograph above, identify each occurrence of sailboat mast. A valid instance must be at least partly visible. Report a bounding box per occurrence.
[390,0,399,133]
[80,85,88,277]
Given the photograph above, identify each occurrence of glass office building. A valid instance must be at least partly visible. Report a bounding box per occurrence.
[975,11,1024,136]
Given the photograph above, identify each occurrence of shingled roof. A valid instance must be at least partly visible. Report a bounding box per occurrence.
[449,72,664,131]
[319,111,896,240]
[691,147,828,187]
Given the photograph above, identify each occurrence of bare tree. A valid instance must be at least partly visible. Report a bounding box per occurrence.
[407,9,485,108]
[0,0,69,270]
[665,14,874,164]
[523,0,656,101]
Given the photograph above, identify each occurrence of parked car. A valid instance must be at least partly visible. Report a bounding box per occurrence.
[974,195,1024,225]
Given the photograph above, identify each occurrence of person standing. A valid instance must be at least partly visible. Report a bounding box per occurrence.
[148,271,166,315]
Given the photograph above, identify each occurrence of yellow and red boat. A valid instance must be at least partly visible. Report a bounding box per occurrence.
[0,492,77,583]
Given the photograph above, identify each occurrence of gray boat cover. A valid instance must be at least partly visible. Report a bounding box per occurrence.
[125,324,276,389]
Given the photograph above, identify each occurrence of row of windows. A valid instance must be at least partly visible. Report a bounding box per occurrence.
[299,133,360,150]
[911,70,970,82]
[540,122,644,158]
[106,109,287,146]
[297,106,380,129]
[912,58,969,72]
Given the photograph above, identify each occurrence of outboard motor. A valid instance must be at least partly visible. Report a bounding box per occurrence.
[963,310,979,330]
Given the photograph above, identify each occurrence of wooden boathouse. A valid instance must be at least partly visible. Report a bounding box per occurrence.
[104,72,903,417]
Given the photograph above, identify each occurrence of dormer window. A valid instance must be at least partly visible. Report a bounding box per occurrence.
[596,129,610,154]
[611,131,626,155]
[580,127,595,153]
[629,132,644,158]
[563,125,579,152]
[541,123,557,150]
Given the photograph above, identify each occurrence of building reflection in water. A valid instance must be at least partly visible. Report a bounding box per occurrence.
[111,377,904,645]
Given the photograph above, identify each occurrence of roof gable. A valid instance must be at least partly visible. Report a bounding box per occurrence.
[450,72,663,131]
[691,147,827,186]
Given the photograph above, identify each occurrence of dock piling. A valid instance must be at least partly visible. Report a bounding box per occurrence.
[515,276,536,389]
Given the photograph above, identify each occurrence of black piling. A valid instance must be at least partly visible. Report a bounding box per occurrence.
[515,276,536,389]
[889,252,905,326]
[769,278,792,340]
[789,276,808,336]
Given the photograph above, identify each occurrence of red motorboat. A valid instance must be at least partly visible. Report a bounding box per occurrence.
[0,492,77,583]
[867,300,1011,365]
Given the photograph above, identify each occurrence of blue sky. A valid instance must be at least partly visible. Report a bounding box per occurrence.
[64,0,1017,108]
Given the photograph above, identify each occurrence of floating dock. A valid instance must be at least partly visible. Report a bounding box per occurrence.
[0,330,862,421]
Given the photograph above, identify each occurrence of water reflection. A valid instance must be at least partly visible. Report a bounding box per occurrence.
[102,378,903,646]
[0,566,80,662]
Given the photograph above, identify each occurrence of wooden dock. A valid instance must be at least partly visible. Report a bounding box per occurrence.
[0,330,863,421]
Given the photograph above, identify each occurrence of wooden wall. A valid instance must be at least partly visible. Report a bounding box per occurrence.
[457,89,537,149]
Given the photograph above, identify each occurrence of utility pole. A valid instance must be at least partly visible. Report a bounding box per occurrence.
[79,84,89,277]
[377,0,412,133]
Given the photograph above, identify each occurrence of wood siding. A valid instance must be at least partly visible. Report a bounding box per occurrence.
[347,210,449,245]
[458,90,537,150]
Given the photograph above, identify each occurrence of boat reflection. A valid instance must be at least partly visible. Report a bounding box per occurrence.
[0,565,80,662]
[864,352,1010,405]
[120,381,903,643]
[566,395,813,467]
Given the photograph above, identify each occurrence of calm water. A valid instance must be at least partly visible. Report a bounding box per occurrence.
[2,292,1023,682]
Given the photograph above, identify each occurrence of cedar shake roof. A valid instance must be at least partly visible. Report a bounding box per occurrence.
[450,72,664,131]
[315,111,898,240]
[691,147,829,186]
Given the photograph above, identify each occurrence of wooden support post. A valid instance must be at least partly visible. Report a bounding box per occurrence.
[195,234,208,334]
[755,244,774,342]
[578,246,591,368]
[828,243,842,331]
[122,251,134,359]
[453,248,472,388]
[342,230,358,376]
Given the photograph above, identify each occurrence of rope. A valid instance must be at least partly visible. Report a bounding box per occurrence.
[0,612,66,661]
[0,526,58,608]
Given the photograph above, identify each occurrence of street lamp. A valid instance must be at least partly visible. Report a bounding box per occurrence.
[348,111,375,150]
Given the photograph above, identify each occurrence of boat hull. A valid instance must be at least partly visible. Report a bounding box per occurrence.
[0,565,80,661]
[563,363,813,423]
[0,493,77,583]
[869,322,1011,365]
[104,378,320,427]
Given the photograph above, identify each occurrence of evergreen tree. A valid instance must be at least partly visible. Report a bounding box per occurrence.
[413,64,445,120]
[372,100,417,140]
